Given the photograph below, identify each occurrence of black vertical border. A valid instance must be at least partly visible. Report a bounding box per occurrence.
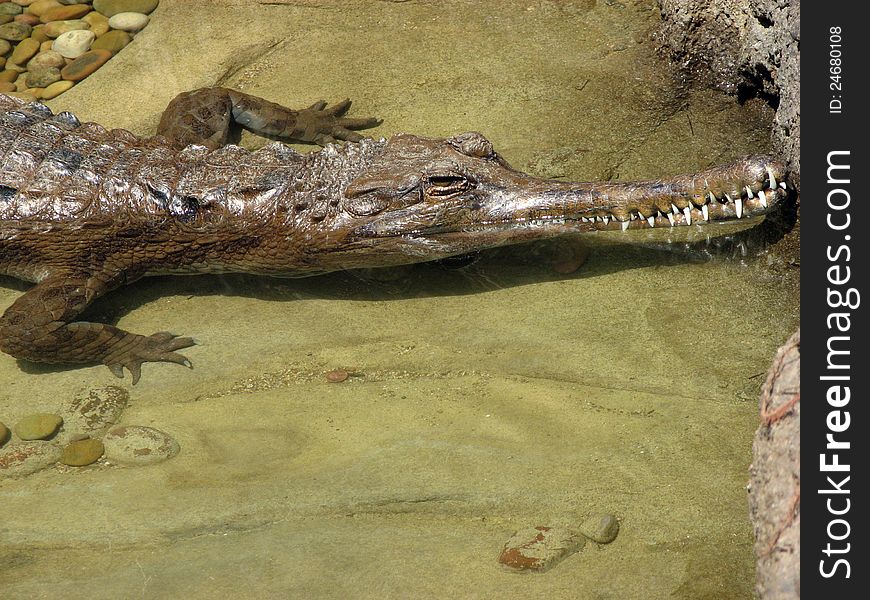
[803,2,869,596]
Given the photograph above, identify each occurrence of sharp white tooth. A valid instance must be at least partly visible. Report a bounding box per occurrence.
[667,212,675,226]
[602,216,609,225]
[766,166,777,190]
[735,197,743,218]
[647,215,655,227]
[638,210,645,219]
[631,213,638,221]
[671,203,680,214]
[621,220,630,231]
[702,203,709,221]
[725,193,732,203]
[745,186,753,199]
[708,192,716,203]
[758,189,768,208]
[779,181,787,189]
[683,206,692,225]
[581,217,589,222]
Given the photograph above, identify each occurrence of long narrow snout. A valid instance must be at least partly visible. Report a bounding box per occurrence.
[481,155,788,234]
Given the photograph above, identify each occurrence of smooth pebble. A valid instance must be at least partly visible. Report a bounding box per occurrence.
[0,421,9,446]
[578,513,620,544]
[39,2,90,22]
[93,0,158,18]
[0,21,31,40]
[52,27,93,57]
[27,48,64,69]
[25,64,59,86]
[43,18,89,38]
[13,413,63,440]
[61,438,105,466]
[90,28,128,52]
[9,34,38,63]
[107,10,147,31]
[25,0,61,16]
[38,77,71,97]
[60,47,109,80]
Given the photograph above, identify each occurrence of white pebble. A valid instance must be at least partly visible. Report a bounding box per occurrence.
[52,30,95,59]
[108,12,150,32]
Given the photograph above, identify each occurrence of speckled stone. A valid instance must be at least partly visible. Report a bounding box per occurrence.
[107,11,146,31]
[103,425,180,465]
[0,421,10,447]
[9,34,38,63]
[0,80,14,91]
[51,27,92,57]
[12,413,63,440]
[61,386,129,436]
[498,526,586,572]
[0,37,10,53]
[93,0,157,18]
[39,2,88,22]
[0,441,61,477]
[90,27,129,53]
[27,48,63,68]
[25,64,58,86]
[0,21,31,40]
[0,69,18,82]
[43,18,89,38]
[0,56,5,69]
[0,15,11,24]
[61,438,104,466]
[37,77,70,97]
[0,3,23,15]
[578,513,620,544]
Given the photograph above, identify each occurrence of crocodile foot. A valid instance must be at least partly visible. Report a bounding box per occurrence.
[295,98,383,145]
[104,332,196,385]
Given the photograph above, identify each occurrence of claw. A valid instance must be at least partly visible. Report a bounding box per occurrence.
[128,362,142,386]
[325,98,352,117]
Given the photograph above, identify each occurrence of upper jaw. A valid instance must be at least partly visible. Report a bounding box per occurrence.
[353,154,789,239]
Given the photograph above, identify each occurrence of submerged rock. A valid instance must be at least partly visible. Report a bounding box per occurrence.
[578,513,620,544]
[498,526,586,572]
[61,438,105,466]
[0,441,62,477]
[103,425,179,465]
[13,413,63,440]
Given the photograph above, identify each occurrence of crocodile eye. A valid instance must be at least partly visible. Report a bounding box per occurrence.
[425,174,470,196]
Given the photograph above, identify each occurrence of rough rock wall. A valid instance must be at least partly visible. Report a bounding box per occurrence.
[749,330,800,599]
[656,0,800,188]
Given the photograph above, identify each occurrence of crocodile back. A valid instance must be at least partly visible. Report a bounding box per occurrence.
[0,93,311,226]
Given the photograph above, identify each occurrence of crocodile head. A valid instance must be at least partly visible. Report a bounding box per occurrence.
[336,132,788,265]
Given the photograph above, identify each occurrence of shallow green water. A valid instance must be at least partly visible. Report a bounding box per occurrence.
[0,1,798,598]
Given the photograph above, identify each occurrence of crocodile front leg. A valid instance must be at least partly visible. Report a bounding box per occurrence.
[156,87,382,149]
[0,271,194,384]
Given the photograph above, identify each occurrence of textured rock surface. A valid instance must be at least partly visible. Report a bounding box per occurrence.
[749,329,800,599]
[656,0,800,187]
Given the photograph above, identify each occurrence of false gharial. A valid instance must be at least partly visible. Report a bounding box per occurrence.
[0,88,789,383]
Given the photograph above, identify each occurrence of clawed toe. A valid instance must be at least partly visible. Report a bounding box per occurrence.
[104,332,197,384]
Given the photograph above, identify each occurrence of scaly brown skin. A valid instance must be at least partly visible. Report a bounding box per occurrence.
[0,89,789,383]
